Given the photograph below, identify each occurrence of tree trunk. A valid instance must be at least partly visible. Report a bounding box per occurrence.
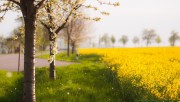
[21,1,37,101]
[67,35,70,56]
[146,40,149,47]
[11,40,13,53]
[45,1,56,80]
[172,41,175,46]
[72,44,75,54]
[49,32,56,80]
[18,43,20,73]
[49,43,56,80]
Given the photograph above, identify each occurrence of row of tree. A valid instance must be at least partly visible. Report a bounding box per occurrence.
[0,0,119,101]
[99,29,180,47]
[0,17,88,54]
[60,18,89,56]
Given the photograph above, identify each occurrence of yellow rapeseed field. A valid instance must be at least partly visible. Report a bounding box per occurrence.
[79,47,180,101]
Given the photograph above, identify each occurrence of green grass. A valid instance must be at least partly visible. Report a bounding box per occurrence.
[0,54,123,102]
[0,53,170,102]
[36,53,178,102]
[0,71,23,102]
[37,53,77,62]
[36,63,122,102]
[37,52,101,63]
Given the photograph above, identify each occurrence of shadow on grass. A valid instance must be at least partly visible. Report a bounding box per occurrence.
[118,76,158,102]
[78,54,101,62]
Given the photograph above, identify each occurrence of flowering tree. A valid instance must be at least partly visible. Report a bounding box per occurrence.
[0,0,48,101]
[39,0,84,80]
[0,0,119,101]
[39,0,119,80]
[67,18,89,54]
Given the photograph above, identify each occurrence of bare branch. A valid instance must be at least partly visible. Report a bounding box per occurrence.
[97,0,120,6]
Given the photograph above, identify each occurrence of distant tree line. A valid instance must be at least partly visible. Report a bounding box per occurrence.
[98,29,180,47]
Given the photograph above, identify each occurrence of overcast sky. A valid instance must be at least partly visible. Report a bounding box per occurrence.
[0,0,180,47]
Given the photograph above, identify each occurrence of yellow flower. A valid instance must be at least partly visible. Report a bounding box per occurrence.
[79,47,180,100]
[112,67,115,71]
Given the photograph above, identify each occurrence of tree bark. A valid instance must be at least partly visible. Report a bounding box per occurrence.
[72,44,75,54]
[23,18,36,102]
[21,1,37,101]
[49,50,56,79]
[41,23,56,80]
[45,1,56,80]
[49,31,56,80]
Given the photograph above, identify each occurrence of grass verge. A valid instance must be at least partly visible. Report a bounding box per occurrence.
[37,53,101,63]
[0,54,122,102]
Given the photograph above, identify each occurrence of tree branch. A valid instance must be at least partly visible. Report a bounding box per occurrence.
[96,0,120,6]
[7,0,20,6]
[36,0,46,10]
[0,2,11,21]
[55,14,70,34]
[55,4,82,34]
[40,20,50,30]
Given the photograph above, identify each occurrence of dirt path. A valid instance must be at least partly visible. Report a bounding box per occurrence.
[0,54,75,71]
